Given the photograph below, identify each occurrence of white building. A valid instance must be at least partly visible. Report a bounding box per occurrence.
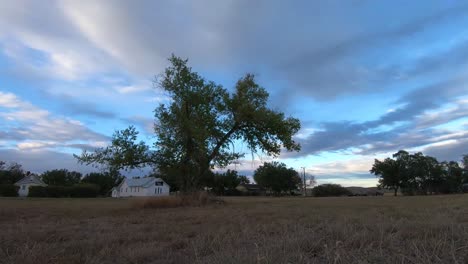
[112,177,170,197]
[14,175,47,197]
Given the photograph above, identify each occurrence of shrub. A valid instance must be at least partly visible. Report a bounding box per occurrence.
[312,184,351,197]
[28,186,48,197]
[0,184,19,197]
[28,184,99,198]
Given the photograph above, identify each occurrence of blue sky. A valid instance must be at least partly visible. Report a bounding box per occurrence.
[0,1,467,187]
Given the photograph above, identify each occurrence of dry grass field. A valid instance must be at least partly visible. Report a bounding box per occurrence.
[1,195,468,264]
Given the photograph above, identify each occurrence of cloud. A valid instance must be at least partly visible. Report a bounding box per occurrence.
[1,0,467,101]
[0,148,95,174]
[424,138,468,163]
[288,77,468,159]
[121,115,155,135]
[0,91,107,145]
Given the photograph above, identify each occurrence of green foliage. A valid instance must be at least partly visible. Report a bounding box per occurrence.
[75,55,301,192]
[28,184,99,198]
[81,172,124,196]
[41,169,82,186]
[0,184,19,197]
[312,184,351,197]
[74,126,151,171]
[209,170,245,195]
[253,161,301,195]
[371,150,467,196]
[0,161,25,184]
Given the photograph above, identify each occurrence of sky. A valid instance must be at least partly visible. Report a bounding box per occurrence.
[0,0,467,187]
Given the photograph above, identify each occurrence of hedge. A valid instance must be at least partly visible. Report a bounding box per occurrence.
[0,184,19,197]
[28,184,99,198]
[312,184,351,197]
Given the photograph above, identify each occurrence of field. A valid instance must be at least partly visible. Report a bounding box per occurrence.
[1,195,468,264]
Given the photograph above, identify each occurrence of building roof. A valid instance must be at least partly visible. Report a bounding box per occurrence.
[15,175,46,186]
[119,177,168,188]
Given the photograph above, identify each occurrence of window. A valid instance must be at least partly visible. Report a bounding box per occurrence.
[126,188,128,192]
[22,185,25,190]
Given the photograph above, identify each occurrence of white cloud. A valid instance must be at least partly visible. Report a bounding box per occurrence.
[0,91,31,108]
[0,91,107,145]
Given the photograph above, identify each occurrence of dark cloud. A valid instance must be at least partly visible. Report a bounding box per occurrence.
[287,77,468,158]
[0,149,95,174]
[59,96,117,119]
[424,139,468,163]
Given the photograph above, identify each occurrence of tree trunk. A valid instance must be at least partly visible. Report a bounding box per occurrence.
[394,187,398,196]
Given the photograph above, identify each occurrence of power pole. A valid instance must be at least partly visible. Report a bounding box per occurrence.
[301,167,306,197]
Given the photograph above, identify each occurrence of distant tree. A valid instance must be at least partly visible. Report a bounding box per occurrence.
[372,150,467,196]
[254,161,301,195]
[210,169,246,195]
[75,55,301,192]
[239,175,250,184]
[41,169,82,186]
[371,157,401,196]
[463,154,468,182]
[462,154,468,170]
[81,172,124,196]
[0,161,25,184]
[440,161,464,193]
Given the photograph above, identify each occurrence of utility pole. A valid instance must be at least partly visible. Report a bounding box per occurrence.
[301,167,306,197]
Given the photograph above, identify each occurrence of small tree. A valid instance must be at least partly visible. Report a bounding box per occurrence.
[253,161,301,195]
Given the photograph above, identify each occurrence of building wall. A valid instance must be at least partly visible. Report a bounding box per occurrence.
[113,179,170,197]
[18,183,41,197]
[146,183,170,196]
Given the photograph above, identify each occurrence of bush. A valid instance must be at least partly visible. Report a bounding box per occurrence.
[312,184,351,197]
[28,186,48,197]
[70,184,100,198]
[28,184,99,198]
[0,184,19,197]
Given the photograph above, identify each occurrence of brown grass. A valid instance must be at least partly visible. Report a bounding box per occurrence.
[131,192,221,209]
[1,195,468,263]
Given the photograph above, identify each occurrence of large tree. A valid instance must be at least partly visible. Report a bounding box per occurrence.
[76,56,301,192]
[253,161,301,195]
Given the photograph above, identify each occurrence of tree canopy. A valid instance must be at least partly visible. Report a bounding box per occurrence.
[41,169,82,186]
[0,161,25,184]
[208,169,248,195]
[253,161,301,195]
[76,55,301,192]
[371,151,468,196]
